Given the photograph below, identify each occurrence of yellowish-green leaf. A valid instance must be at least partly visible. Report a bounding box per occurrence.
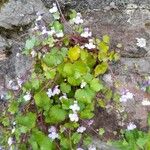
[98,41,109,53]
[68,46,80,62]
[94,62,108,77]
[103,35,110,44]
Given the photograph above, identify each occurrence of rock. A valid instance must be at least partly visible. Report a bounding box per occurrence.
[121,57,150,74]
[0,35,9,51]
[92,138,119,150]
[0,0,51,29]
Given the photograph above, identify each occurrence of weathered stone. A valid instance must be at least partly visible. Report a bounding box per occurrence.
[0,0,51,29]
[92,138,119,150]
[0,35,9,51]
[120,57,150,74]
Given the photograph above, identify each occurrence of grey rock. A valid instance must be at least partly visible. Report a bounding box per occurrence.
[0,0,51,29]
[121,57,150,74]
[0,35,9,51]
[92,138,119,150]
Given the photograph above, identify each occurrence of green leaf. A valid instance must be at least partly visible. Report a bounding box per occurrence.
[63,63,74,76]
[42,36,55,47]
[113,53,120,61]
[43,51,63,67]
[99,128,105,136]
[2,117,10,127]
[25,37,37,50]
[60,137,70,149]
[75,88,95,104]
[64,122,79,129]
[17,112,36,130]
[94,62,108,77]
[73,61,88,75]
[68,46,80,62]
[98,41,109,52]
[103,35,110,44]
[80,110,94,119]
[61,99,72,110]
[53,21,63,32]
[71,133,82,144]
[45,105,67,124]
[68,76,81,86]
[34,91,50,110]
[83,136,92,146]
[148,113,150,127]
[60,82,71,93]
[98,51,108,62]
[69,9,77,19]
[90,78,103,92]
[61,47,68,57]
[30,129,54,150]
[8,101,19,114]
[136,138,148,149]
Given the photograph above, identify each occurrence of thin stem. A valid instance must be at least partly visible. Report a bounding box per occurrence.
[69,129,73,150]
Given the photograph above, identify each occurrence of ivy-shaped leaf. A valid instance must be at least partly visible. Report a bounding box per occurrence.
[34,91,50,110]
[94,62,108,77]
[68,46,81,62]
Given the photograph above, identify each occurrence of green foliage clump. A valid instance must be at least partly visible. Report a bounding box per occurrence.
[0,4,121,150]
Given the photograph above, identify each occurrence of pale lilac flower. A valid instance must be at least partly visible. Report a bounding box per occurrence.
[77,126,86,133]
[49,3,58,13]
[136,38,146,48]
[23,92,31,101]
[12,85,20,91]
[126,92,134,99]
[85,39,96,49]
[48,132,59,140]
[69,101,80,112]
[48,126,56,133]
[88,145,96,150]
[36,15,42,21]
[17,77,24,87]
[81,28,92,38]
[71,13,83,24]
[8,80,19,90]
[80,81,87,88]
[127,122,136,130]
[142,99,150,106]
[53,85,60,95]
[81,45,85,49]
[56,31,64,38]
[8,137,13,146]
[85,43,96,49]
[120,91,134,103]
[47,30,55,36]
[69,113,79,122]
[48,126,58,140]
[77,148,84,150]
[59,93,68,100]
[47,88,53,98]
[87,120,94,126]
[120,95,128,103]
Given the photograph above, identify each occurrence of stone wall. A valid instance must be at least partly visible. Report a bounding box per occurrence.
[0,0,149,149]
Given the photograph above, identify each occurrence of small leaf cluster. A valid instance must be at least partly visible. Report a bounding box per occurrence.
[0,7,120,150]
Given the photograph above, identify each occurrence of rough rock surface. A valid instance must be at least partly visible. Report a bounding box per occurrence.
[0,0,50,29]
[0,0,52,92]
[0,0,150,149]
